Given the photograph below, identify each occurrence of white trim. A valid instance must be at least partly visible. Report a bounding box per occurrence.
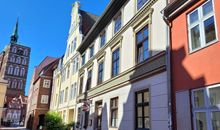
[187,0,219,53]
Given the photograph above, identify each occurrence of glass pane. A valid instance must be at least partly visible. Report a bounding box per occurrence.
[196,112,207,130]
[144,106,149,117]
[194,90,205,108]
[143,27,148,38]
[144,117,150,129]
[203,0,213,16]
[137,32,143,43]
[137,118,143,128]
[144,91,149,103]
[190,25,201,50]
[212,112,220,130]
[209,87,220,106]
[137,93,142,103]
[204,16,216,43]
[190,10,199,24]
[138,107,143,117]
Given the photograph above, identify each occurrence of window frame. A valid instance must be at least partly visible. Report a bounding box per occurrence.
[43,79,51,88]
[191,84,220,130]
[97,61,104,85]
[187,0,218,53]
[111,48,120,78]
[100,31,106,48]
[110,97,119,128]
[87,69,92,90]
[136,25,150,63]
[41,95,49,104]
[136,0,150,11]
[79,75,84,95]
[114,13,122,34]
[89,44,94,58]
[135,89,150,130]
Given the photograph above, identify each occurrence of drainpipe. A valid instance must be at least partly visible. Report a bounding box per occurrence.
[161,1,172,130]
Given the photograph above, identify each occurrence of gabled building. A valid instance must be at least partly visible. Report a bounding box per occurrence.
[164,0,220,130]
[76,0,170,130]
[50,1,99,125]
[26,57,59,130]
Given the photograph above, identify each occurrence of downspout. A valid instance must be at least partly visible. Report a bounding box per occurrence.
[161,1,172,130]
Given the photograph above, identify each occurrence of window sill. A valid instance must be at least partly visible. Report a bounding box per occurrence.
[189,39,219,55]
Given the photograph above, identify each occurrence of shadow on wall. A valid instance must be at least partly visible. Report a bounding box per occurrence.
[171,45,206,130]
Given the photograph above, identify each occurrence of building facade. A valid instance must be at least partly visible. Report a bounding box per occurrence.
[0,20,31,127]
[76,0,170,130]
[164,0,220,130]
[0,78,7,126]
[50,1,98,125]
[25,57,59,130]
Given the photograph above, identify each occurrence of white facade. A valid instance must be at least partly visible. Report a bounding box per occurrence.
[76,0,169,130]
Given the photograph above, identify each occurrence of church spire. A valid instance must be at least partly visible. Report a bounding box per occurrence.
[10,18,19,43]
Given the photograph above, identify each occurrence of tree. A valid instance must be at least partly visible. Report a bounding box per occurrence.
[45,111,66,130]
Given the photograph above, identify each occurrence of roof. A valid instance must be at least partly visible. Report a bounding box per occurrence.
[163,0,199,21]
[80,10,99,35]
[77,0,128,54]
[33,56,58,82]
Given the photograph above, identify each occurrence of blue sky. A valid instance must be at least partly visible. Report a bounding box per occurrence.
[0,0,110,95]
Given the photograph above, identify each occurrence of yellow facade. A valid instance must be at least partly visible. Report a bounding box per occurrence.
[0,79,7,125]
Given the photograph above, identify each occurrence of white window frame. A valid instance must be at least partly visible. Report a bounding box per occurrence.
[187,0,218,53]
[192,84,220,130]
[43,79,51,88]
[41,95,49,104]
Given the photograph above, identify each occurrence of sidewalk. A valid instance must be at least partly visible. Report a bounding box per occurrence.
[0,127,29,130]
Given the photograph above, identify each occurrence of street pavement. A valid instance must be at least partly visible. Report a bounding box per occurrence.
[0,127,29,130]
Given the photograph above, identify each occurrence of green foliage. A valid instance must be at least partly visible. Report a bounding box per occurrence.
[66,121,75,130]
[45,111,66,130]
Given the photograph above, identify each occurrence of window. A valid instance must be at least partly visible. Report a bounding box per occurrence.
[87,69,92,90]
[7,65,14,75]
[100,32,106,48]
[90,45,94,58]
[79,76,84,94]
[70,83,77,100]
[41,95,49,104]
[97,62,104,85]
[114,14,122,33]
[12,80,17,89]
[14,66,20,76]
[22,58,27,65]
[135,89,150,130]
[112,48,120,77]
[188,0,217,52]
[20,68,25,77]
[65,87,68,102]
[10,56,15,62]
[43,79,51,88]
[95,101,103,130]
[18,80,23,89]
[12,47,17,53]
[67,66,70,79]
[136,26,149,63]
[81,54,86,66]
[192,85,220,130]
[137,0,149,10]
[71,38,77,53]
[110,97,118,128]
[24,49,28,56]
[16,57,21,64]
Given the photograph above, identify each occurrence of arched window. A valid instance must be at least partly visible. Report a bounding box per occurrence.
[16,57,21,64]
[24,49,28,56]
[20,68,25,77]
[10,56,15,62]
[22,58,27,65]
[12,80,17,88]
[14,66,20,76]
[7,65,14,74]
[18,80,23,89]
[12,47,17,53]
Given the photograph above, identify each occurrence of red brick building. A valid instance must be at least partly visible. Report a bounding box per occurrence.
[26,57,59,130]
[164,0,220,130]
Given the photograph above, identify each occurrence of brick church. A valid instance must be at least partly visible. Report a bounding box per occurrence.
[0,19,30,126]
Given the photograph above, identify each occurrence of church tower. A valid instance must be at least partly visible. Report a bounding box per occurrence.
[0,19,31,97]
